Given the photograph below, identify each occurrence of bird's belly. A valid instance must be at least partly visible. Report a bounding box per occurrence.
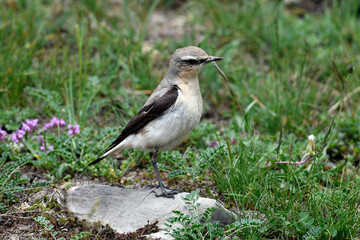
[129,103,201,152]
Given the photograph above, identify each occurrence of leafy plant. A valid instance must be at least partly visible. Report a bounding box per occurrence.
[165,190,226,239]
[160,145,225,182]
[34,215,90,240]
[0,152,31,195]
[0,152,50,212]
[34,215,63,240]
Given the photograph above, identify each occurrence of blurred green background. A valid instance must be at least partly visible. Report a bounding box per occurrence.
[1,0,359,137]
[1,0,360,238]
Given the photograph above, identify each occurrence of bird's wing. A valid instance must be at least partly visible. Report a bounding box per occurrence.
[89,85,179,166]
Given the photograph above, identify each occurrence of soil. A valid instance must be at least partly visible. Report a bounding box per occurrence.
[0,164,221,240]
[0,185,160,240]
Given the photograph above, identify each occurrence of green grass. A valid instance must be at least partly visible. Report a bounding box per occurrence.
[1,0,360,239]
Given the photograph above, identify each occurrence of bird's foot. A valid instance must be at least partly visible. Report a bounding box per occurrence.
[145,184,170,190]
[150,188,184,199]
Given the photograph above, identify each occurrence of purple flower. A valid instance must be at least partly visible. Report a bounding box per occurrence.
[39,136,53,153]
[46,145,53,153]
[50,117,58,124]
[59,118,65,126]
[16,129,26,140]
[10,132,19,143]
[43,122,52,130]
[25,119,38,129]
[209,141,218,147]
[67,124,80,135]
[39,135,44,146]
[21,122,31,132]
[40,143,53,153]
[40,144,46,151]
[67,124,72,135]
[21,119,39,132]
[51,117,65,127]
[74,124,80,134]
[43,117,66,130]
[231,138,237,145]
[0,130,7,140]
[50,117,60,126]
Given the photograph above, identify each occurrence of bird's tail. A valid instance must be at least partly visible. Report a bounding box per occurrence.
[88,155,107,166]
[88,142,125,166]
[88,144,122,166]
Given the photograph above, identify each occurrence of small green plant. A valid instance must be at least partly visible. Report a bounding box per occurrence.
[0,114,124,181]
[34,215,63,240]
[34,215,90,240]
[0,152,51,212]
[0,152,31,196]
[160,145,225,182]
[165,190,226,239]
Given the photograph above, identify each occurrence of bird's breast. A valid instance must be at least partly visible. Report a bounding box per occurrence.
[176,81,203,125]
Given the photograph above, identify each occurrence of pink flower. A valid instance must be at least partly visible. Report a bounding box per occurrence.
[46,145,53,153]
[50,117,59,125]
[43,122,52,130]
[67,124,72,135]
[16,129,26,140]
[21,122,31,132]
[22,119,39,132]
[209,141,218,147]
[39,136,53,153]
[59,118,65,126]
[25,119,38,129]
[67,124,80,136]
[39,135,45,148]
[40,144,53,153]
[73,124,80,134]
[43,117,66,130]
[231,138,237,145]
[0,130,7,140]
[10,133,18,143]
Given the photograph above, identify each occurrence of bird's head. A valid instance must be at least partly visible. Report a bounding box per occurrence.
[167,46,223,79]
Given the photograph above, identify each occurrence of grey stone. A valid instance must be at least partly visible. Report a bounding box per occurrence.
[66,184,235,239]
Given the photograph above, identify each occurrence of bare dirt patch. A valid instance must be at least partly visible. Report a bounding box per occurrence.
[0,186,160,240]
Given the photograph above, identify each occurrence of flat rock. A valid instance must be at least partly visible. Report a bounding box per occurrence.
[66,184,235,239]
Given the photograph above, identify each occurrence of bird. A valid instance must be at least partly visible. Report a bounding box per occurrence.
[89,46,223,198]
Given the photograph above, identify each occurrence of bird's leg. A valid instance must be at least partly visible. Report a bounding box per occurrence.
[146,150,166,189]
[149,148,182,198]
[148,150,166,190]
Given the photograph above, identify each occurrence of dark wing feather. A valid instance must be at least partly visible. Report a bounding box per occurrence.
[89,85,179,166]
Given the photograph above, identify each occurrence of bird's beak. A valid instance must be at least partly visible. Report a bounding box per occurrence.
[206,56,223,63]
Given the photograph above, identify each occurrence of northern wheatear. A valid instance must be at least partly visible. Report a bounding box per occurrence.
[89,46,223,198]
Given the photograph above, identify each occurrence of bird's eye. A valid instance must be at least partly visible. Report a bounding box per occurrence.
[183,59,201,65]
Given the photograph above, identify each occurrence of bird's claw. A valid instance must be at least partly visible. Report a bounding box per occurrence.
[145,184,170,190]
[145,184,160,189]
[150,188,184,199]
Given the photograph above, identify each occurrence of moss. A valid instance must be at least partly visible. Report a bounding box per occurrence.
[47,199,61,211]
[27,187,43,195]
[59,217,67,225]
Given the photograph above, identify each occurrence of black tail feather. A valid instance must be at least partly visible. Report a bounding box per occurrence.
[88,156,106,166]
